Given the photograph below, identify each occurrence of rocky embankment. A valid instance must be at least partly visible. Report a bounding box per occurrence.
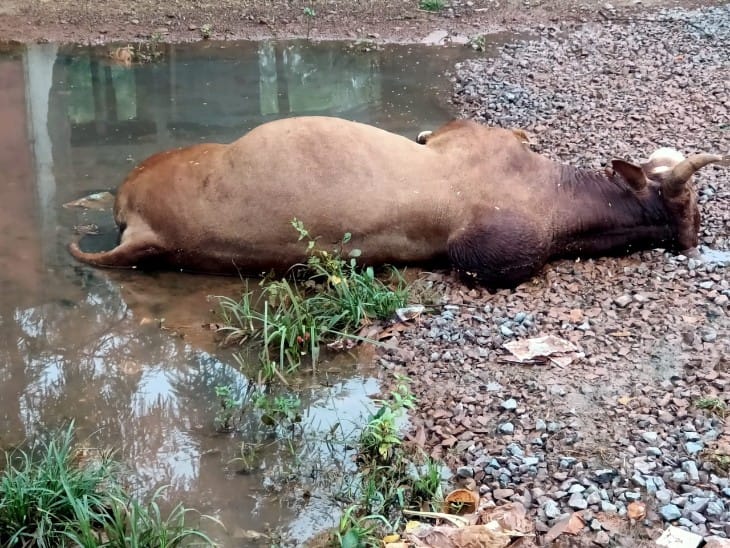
[380,5,730,546]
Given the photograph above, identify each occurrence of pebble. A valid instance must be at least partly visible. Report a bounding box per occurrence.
[499,422,515,434]
[660,504,683,522]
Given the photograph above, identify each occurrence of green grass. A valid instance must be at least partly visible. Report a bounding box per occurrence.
[419,0,445,12]
[0,425,215,547]
[695,396,727,417]
[217,220,410,374]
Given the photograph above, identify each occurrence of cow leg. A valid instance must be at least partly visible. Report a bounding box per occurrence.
[447,214,549,289]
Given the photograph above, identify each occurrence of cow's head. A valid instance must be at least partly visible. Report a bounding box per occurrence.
[612,148,728,254]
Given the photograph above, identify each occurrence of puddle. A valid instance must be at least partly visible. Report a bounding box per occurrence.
[0,38,490,544]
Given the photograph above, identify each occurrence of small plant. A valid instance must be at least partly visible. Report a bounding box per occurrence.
[410,457,443,508]
[334,505,392,548]
[214,384,241,432]
[229,442,262,474]
[132,32,165,63]
[200,24,213,39]
[254,392,302,428]
[467,34,487,52]
[695,396,727,417]
[303,6,316,40]
[419,0,445,12]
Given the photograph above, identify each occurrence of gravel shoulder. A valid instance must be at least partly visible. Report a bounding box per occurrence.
[377,4,730,545]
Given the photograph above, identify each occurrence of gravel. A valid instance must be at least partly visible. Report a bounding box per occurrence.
[379,4,730,545]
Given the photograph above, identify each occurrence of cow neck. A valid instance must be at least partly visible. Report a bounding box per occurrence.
[549,164,676,258]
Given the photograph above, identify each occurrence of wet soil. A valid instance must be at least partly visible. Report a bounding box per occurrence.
[0,0,727,44]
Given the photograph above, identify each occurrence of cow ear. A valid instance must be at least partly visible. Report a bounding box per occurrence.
[611,159,648,192]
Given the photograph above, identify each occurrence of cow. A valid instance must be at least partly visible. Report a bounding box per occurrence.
[69,116,728,289]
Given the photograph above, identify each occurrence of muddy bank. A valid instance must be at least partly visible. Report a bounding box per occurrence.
[1,0,728,44]
[378,4,730,545]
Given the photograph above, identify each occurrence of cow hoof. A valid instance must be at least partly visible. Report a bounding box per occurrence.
[416,130,432,145]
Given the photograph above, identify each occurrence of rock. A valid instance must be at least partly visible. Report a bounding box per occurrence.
[568,492,588,510]
[655,525,703,547]
[543,499,561,519]
[499,422,515,434]
[501,398,518,411]
[704,538,730,548]
[456,466,474,479]
[659,504,682,522]
[641,431,659,444]
[595,531,611,546]
[493,488,515,500]
[614,295,633,308]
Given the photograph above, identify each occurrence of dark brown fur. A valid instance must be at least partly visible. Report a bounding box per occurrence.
[69,116,717,288]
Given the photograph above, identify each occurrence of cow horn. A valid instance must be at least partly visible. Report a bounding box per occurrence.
[662,153,728,196]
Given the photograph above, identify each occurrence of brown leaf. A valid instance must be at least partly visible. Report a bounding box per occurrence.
[627,501,646,521]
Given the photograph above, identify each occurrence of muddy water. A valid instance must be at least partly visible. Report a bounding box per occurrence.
[0,39,477,544]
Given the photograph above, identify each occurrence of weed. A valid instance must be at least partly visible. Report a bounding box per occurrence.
[467,34,487,52]
[132,32,165,63]
[0,424,214,547]
[255,392,302,428]
[695,396,727,417]
[200,24,213,39]
[214,384,241,432]
[419,0,445,12]
[217,220,410,372]
[303,5,316,40]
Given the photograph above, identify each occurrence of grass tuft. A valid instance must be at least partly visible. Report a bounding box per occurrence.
[0,424,215,547]
[217,220,411,375]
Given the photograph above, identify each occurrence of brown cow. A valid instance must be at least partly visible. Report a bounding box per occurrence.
[69,116,727,288]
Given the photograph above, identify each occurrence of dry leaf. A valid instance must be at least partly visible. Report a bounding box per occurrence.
[627,501,646,520]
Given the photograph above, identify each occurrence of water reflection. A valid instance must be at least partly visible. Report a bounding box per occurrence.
[0,38,471,543]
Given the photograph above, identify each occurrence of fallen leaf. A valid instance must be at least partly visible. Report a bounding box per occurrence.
[627,501,646,520]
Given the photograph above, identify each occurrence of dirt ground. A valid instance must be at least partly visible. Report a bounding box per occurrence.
[0,0,726,44]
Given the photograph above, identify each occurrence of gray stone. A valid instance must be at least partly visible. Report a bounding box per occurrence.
[568,492,588,510]
[682,461,700,482]
[601,500,618,513]
[685,441,704,454]
[641,431,659,444]
[656,489,673,505]
[672,471,689,483]
[659,504,682,521]
[706,500,725,516]
[456,466,474,479]
[506,443,524,457]
[543,499,561,519]
[587,491,602,505]
[501,398,518,411]
[499,422,514,434]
